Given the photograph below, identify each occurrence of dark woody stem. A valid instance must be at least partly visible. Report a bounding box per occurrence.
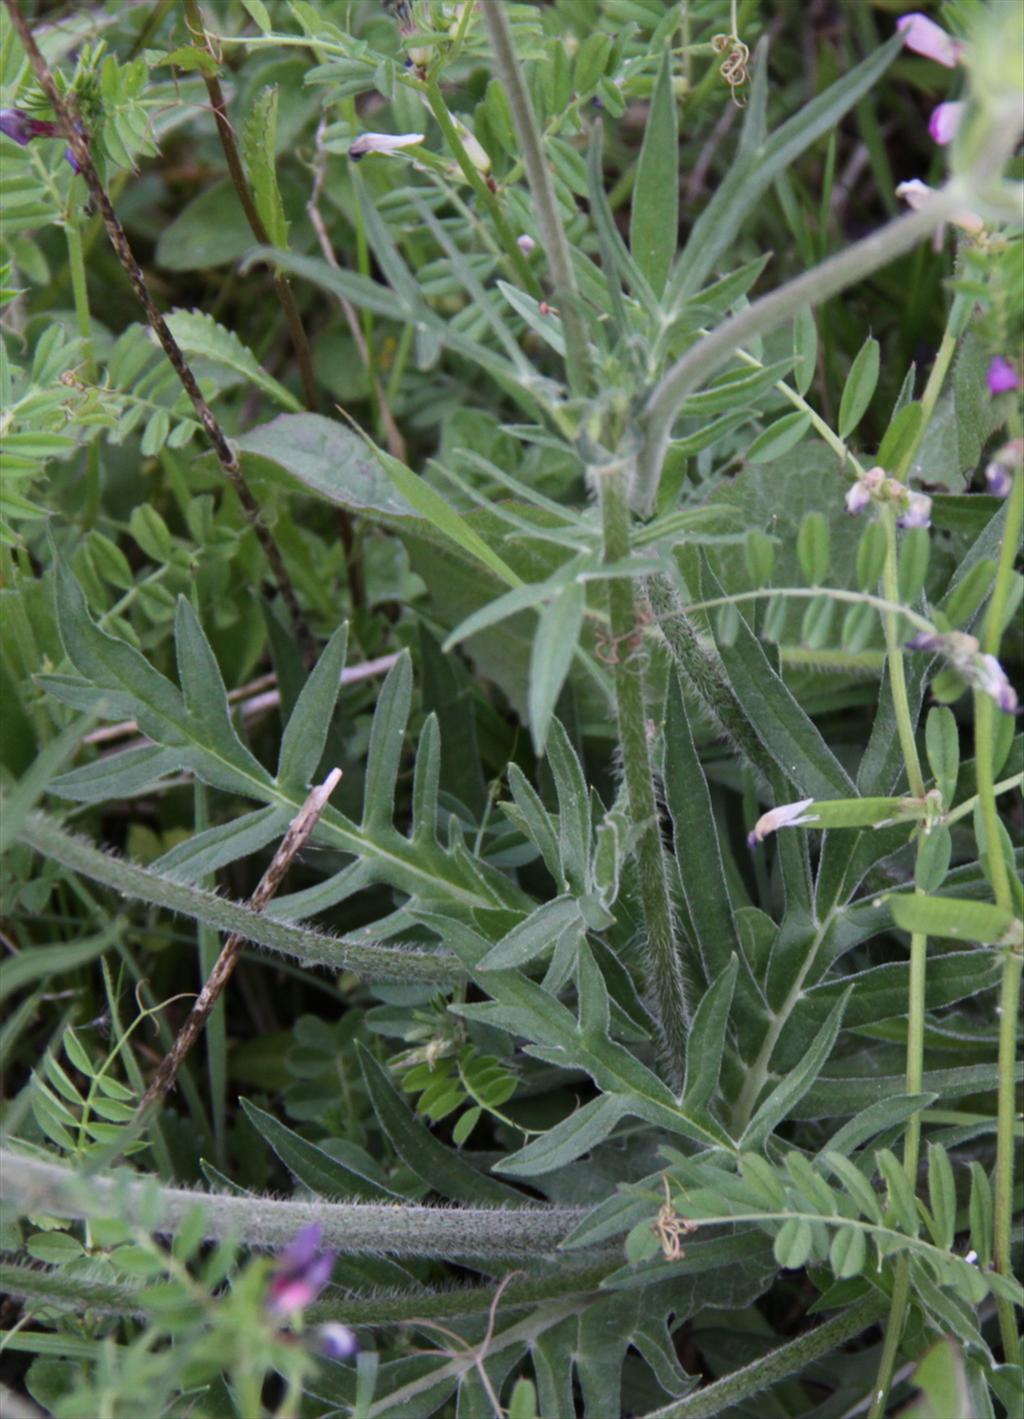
[4,0,315,663]
[137,770,342,1114]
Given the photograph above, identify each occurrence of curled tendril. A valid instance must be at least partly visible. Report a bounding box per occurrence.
[711,32,750,106]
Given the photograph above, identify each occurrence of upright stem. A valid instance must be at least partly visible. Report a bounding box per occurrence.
[63,195,101,524]
[599,467,688,1077]
[977,467,1023,1366]
[868,504,929,1417]
[480,1,590,398]
[183,0,319,414]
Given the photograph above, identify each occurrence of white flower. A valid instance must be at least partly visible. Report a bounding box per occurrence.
[747,798,818,847]
[895,179,983,235]
[845,466,885,515]
[897,491,932,529]
[517,234,536,255]
[975,654,1018,715]
[348,132,425,161]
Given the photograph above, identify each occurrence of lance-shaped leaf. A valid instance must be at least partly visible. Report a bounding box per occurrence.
[741,989,850,1148]
[477,896,583,971]
[496,1094,632,1178]
[682,955,738,1112]
[276,623,348,790]
[241,1098,401,1202]
[630,48,678,297]
[887,894,1018,945]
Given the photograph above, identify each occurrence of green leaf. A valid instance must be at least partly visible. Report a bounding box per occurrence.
[497,1094,630,1178]
[361,653,412,835]
[838,335,879,439]
[967,1161,993,1265]
[241,1098,400,1201]
[682,956,738,1111]
[477,897,582,971]
[746,411,812,463]
[887,894,1017,945]
[152,805,293,882]
[50,745,182,804]
[773,1217,813,1269]
[630,49,677,297]
[822,1151,883,1224]
[796,511,830,586]
[793,307,817,396]
[174,599,270,790]
[925,706,959,805]
[856,520,887,592]
[664,672,738,980]
[164,309,300,411]
[358,1045,523,1205]
[944,558,996,629]
[926,1142,956,1251]
[742,989,850,1149]
[547,718,591,893]
[877,401,924,472]
[823,1094,937,1159]
[829,1226,867,1279]
[898,526,930,603]
[242,86,288,247]
[875,1147,919,1235]
[529,582,584,753]
[915,825,951,895]
[276,623,348,790]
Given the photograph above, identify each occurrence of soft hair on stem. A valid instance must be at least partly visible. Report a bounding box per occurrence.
[0,1149,588,1258]
[3,0,314,662]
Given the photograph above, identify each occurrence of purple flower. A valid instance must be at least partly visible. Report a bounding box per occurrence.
[928,101,965,146]
[897,491,932,529]
[897,13,964,68]
[747,797,817,848]
[267,1225,335,1317]
[986,356,1019,396]
[905,630,1018,714]
[0,108,60,146]
[316,1322,359,1360]
[906,631,945,653]
[517,234,536,255]
[845,466,885,515]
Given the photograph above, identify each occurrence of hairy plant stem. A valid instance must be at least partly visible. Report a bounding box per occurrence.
[4,0,314,662]
[636,184,968,515]
[0,1149,585,1256]
[480,1,590,397]
[17,808,467,984]
[866,1261,912,1419]
[183,0,319,415]
[599,469,689,1077]
[649,1298,886,1419]
[977,466,1024,1367]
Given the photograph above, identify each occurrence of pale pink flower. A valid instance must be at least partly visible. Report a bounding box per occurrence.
[517,234,536,255]
[747,798,817,847]
[928,101,966,146]
[895,179,983,234]
[897,13,964,68]
[975,654,1018,715]
[267,1225,335,1316]
[845,466,885,515]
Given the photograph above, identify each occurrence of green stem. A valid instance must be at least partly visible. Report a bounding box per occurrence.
[599,469,689,1076]
[867,1260,911,1419]
[880,505,925,798]
[479,2,590,397]
[193,781,227,1169]
[0,1149,585,1256]
[977,466,1023,1365]
[423,79,539,299]
[648,1299,886,1419]
[17,808,467,984]
[636,183,970,516]
[64,195,101,525]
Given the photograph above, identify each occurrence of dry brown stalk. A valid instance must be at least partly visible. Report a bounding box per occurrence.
[136,767,342,1113]
[4,0,315,663]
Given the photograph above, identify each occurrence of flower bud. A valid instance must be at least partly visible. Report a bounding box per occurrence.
[928,101,965,146]
[896,13,964,68]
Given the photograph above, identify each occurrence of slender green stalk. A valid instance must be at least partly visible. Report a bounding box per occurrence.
[649,1299,886,1419]
[0,1149,586,1256]
[636,183,969,515]
[599,469,689,1076]
[423,79,539,298]
[479,1,590,397]
[880,505,925,799]
[977,466,1024,1366]
[63,195,102,524]
[867,1261,912,1419]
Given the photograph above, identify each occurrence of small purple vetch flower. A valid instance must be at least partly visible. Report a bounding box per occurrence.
[986,356,1019,396]
[267,1224,335,1317]
[897,13,964,68]
[928,100,965,146]
[517,234,536,255]
[897,491,932,529]
[1,107,81,173]
[905,630,1019,714]
[316,1322,360,1360]
[747,798,818,848]
[985,439,1022,498]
